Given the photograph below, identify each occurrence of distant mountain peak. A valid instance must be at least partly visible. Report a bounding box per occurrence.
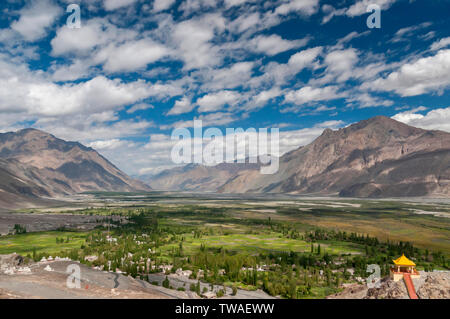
[0,128,151,210]
[348,115,422,133]
[148,116,450,198]
[18,127,44,133]
[16,127,54,138]
[316,116,416,142]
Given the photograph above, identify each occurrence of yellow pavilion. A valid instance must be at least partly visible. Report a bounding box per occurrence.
[390,254,420,281]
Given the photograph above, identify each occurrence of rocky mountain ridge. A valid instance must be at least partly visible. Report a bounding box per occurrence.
[149,116,450,198]
[0,128,150,210]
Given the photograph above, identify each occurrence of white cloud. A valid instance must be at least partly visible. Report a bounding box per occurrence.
[284,86,341,106]
[199,62,255,91]
[324,48,359,82]
[288,46,322,71]
[161,112,238,129]
[167,97,195,115]
[335,31,369,47]
[51,18,136,56]
[11,0,61,41]
[248,87,282,109]
[197,91,240,113]
[35,118,154,142]
[87,139,129,150]
[153,0,176,12]
[25,76,154,116]
[389,22,432,43]
[430,37,450,51]
[127,103,154,114]
[228,12,261,34]
[248,35,309,56]
[172,14,225,70]
[322,0,398,23]
[178,0,217,15]
[0,54,178,118]
[251,47,322,87]
[104,0,138,10]
[224,0,257,8]
[346,0,397,17]
[368,49,450,96]
[86,111,119,123]
[392,106,450,132]
[275,0,320,16]
[321,5,346,24]
[95,39,170,73]
[50,59,92,82]
[346,93,393,108]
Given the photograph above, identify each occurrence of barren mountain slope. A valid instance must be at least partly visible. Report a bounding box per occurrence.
[151,116,450,197]
[147,162,259,191]
[219,116,450,197]
[0,128,150,209]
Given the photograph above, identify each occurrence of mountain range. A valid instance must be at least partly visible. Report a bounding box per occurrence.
[0,128,150,210]
[1,116,449,211]
[147,116,450,198]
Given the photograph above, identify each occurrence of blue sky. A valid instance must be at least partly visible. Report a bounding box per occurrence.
[0,0,449,175]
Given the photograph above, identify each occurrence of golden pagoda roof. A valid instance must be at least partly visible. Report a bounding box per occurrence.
[393,254,416,266]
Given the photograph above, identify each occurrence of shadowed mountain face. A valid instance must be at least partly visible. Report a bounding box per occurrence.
[146,162,260,191]
[149,116,450,198]
[0,128,150,210]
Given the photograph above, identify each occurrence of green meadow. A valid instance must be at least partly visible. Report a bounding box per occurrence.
[157,232,364,261]
[0,231,87,256]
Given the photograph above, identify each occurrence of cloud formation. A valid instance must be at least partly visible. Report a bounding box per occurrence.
[0,0,448,176]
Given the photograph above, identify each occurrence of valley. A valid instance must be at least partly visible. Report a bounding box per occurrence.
[0,117,449,299]
[1,192,449,299]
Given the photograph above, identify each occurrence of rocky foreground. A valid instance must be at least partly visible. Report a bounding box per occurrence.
[2,253,447,299]
[327,271,450,299]
[0,254,180,299]
[0,254,272,299]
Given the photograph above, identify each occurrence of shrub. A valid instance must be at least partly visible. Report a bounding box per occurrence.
[162,276,170,288]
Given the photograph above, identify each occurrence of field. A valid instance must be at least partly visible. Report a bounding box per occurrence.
[1,192,449,299]
[0,231,87,256]
[6,193,450,254]
[157,232,364,261]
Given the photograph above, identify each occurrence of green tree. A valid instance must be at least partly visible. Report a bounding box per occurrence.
[162,276,170,288]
